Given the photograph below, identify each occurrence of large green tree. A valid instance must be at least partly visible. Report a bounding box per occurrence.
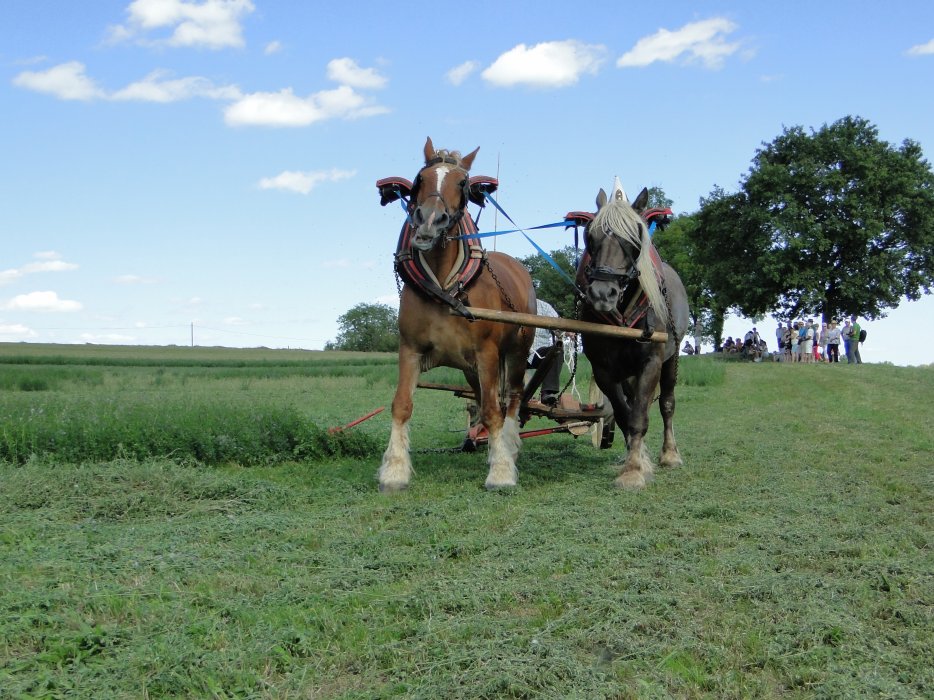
[653,213,725,349]
[326,303,399,352]
[694,116,934,322]
[518,245,581,318]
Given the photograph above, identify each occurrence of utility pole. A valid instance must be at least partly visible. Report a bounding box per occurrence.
[191,322,194,347]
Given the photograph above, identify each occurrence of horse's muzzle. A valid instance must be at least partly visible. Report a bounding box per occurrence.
[412,226,441,250]
[587,280,620,313]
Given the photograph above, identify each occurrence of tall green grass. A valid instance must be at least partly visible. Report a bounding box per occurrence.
[0,396,377,465]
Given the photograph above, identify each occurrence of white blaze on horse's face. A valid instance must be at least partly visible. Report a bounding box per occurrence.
[412,164,455,251]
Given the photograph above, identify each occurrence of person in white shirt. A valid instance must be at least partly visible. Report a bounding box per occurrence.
[528,299,561,405]
[825,320,842,363]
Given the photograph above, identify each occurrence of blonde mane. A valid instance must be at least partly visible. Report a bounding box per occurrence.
[591,198,669,326]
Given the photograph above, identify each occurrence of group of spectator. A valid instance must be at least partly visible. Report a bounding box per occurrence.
[693,315,866,364]
[774,315,863,364]
[713,328,768,360]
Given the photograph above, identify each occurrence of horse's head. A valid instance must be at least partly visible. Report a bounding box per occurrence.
[409,137,478,251]
[582,180,667,325]
[582,180,647,312]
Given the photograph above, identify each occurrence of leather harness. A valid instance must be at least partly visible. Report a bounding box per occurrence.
[381,161,493,319]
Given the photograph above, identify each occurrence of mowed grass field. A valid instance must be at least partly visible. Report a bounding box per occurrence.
[1,343,931,699]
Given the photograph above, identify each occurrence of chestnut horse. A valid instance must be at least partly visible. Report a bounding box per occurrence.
[379,138,535,491]
[577,181,690,490]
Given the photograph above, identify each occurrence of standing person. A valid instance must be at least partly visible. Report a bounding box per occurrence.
[849,315,863,364]
[826,320,841,363]
[800,319,814,363]
[818,322,828,362]
[783,323,793,362]
[791,322,800,362]
[528,298,562,405]
[812,320,822,362]
[775,322,785,362]
[842,319,853,362]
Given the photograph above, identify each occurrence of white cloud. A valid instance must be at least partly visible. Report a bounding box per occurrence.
[482,40,607,88]
[225,86,387,127]
[1,254,78,286]
[22,260,78,274]
[109,0,256,50]
[326,58,387,89]
[617,18,742,69]
[12,61,105,101]
[4,291,83,312]
[13,62,239,103]
[258,168,355,195]
[264,40,282,55]
[0,270,20,285]
[223,316,248,325]
[446,61,478,86]
[0,323,38,340]
[907,38,934,56]
[111,70,241,102]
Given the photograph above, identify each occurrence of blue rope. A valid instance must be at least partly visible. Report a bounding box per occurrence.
[453,220,570,240]
[397,193,413,223]
[481,193,578,287]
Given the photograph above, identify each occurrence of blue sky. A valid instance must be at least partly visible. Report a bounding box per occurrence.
[2,1,933,364]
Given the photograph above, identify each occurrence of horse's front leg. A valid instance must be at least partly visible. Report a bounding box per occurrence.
[378,346,421,492]
[613,362,661,491]
[658,355,683,468]
[478,350,519,490]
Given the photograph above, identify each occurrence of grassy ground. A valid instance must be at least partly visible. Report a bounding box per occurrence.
[0,345,931,698]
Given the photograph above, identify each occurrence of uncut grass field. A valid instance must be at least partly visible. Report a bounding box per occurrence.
[0,343,931,699]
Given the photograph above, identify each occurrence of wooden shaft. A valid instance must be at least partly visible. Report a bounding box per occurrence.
[456,306,668,343]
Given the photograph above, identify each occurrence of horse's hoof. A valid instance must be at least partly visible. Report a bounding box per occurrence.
[614,471,646,490]
[484,479,517,491]
[378,481,409,493]
[659,452,683,468]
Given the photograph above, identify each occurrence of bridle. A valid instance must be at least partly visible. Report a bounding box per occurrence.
[584,222,641,285]
[410,156,469,237]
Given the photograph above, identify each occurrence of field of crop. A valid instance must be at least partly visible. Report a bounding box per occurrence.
[1,343,931,698]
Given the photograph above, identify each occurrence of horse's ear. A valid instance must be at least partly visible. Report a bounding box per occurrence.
[424,137,435,163]
[632,187,649,213]
[595,189,608,210]
[460,147,479,171]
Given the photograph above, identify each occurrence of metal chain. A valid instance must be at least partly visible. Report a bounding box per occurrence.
[482,257,518,313]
